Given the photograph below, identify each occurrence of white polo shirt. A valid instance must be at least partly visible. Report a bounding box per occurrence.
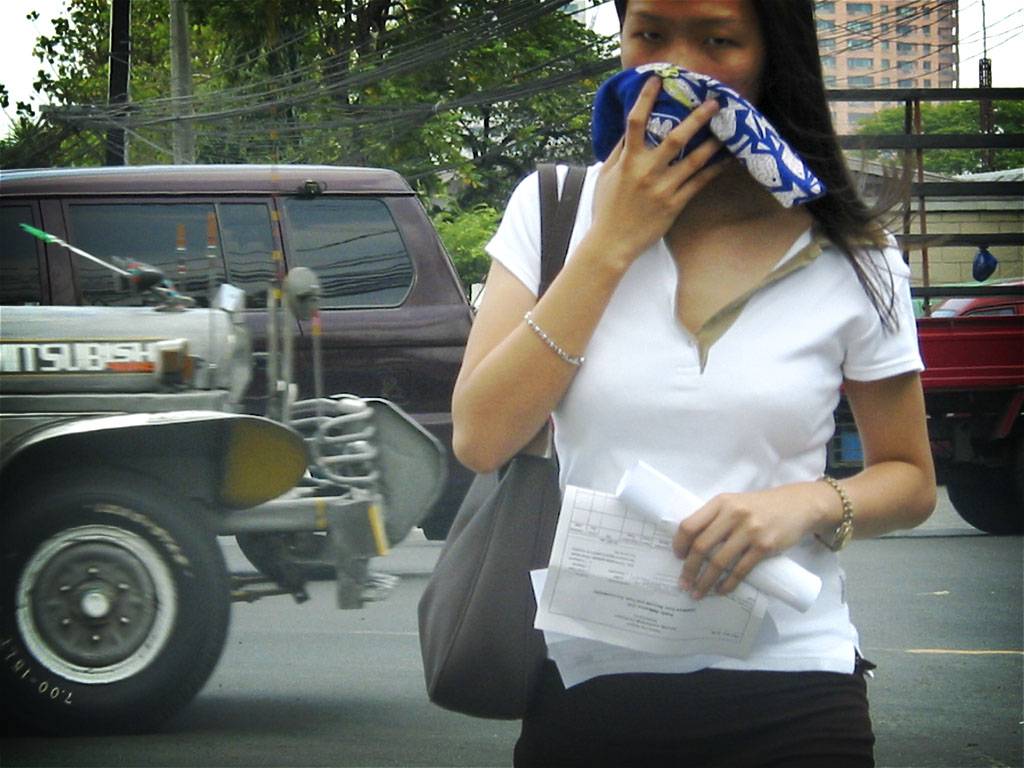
[487,164,923,680]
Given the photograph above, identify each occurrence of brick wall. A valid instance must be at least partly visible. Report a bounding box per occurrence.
[902,202,1023,285]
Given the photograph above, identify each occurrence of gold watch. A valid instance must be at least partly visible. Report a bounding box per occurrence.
[817,475,854,552]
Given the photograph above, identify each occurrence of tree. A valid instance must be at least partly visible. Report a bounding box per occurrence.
[22,0,182,166]
[10,0,615,206]
[431,203,500,293]
[855,100,1024,175]
[0,115,79,168]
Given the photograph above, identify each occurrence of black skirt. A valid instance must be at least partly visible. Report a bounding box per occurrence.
[514,660,875,768]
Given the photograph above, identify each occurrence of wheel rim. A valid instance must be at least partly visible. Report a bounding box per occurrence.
[16,521,178,684]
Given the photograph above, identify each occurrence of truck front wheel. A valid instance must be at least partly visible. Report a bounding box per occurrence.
[1,471,231,734]
[946,458,1023,535]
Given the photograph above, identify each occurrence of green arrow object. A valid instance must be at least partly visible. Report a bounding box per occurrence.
[19,222,59,243]
[18,221,194,308]
[19,222,129,275]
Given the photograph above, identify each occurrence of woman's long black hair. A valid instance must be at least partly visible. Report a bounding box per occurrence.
[614,0,898,328]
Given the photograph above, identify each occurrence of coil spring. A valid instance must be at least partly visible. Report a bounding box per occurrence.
[288,396,380,491]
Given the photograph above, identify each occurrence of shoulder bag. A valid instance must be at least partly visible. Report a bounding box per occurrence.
[417,163,587,719]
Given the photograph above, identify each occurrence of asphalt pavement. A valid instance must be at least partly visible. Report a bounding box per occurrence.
[2,487,1020,768]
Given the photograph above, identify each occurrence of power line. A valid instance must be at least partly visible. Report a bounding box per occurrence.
[39,0,617,172]
[65,2,610,167]
[47,0,586,129]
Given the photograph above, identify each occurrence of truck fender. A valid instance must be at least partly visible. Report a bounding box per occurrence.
[1,411,308,513]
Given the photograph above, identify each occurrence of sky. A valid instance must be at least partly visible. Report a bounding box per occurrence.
[1,0,1021,138]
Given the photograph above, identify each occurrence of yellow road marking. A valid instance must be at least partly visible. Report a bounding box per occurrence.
[905,649,1023,656]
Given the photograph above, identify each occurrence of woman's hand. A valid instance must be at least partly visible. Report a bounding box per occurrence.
[672,484,830,599]
[588,77,725,266]
[453,80,728,473]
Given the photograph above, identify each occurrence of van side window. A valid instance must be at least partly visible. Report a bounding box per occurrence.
[67,203,229,306]
[0,205,44,305]
[281,197,413,308]
[218,203,275,309]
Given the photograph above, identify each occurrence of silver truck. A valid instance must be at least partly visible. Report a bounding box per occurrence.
[0,239,444,734]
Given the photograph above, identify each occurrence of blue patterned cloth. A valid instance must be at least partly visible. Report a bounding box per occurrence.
[592,63,826,207]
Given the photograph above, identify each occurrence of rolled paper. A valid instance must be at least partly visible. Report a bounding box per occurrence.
[615,461,823,612]
[592,63,826,208]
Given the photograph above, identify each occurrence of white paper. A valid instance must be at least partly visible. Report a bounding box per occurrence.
[532,567,778,687]
[534,485,767,657]
[545,634,730,688]
[616,461,823,612]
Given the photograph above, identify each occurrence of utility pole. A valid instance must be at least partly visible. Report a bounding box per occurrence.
[106,0,131,165]
[169,0,196,164]
[979,0,994,171]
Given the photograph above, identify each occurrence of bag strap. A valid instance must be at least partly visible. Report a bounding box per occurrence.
[519,163,586,460]
[537,163,587,298]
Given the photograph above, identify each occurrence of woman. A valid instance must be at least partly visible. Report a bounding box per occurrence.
[452,1,936,765]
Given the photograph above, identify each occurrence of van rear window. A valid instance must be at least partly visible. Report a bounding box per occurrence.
[0,205,43,305]
[281,197,413,308]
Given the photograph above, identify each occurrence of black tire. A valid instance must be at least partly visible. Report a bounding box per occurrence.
[946,462,1024,535]
[1,470,231,734]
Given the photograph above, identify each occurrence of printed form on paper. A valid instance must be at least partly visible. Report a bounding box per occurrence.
[534,485,768,658]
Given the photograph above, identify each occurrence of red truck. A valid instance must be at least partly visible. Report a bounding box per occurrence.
[917,311,1023,535]
[830,304,1023,535]
[826,83,1024,535]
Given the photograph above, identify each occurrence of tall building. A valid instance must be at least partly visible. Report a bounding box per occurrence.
[815,0,960,134]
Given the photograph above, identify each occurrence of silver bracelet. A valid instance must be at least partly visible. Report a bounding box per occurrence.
[523,311,585,367]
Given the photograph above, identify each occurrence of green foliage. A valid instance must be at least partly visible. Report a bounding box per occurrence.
[7,0,616,214]
[431,203,501,292]
[23,0,177,166]
[0,115,80,169]
[856,100,1024,174]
